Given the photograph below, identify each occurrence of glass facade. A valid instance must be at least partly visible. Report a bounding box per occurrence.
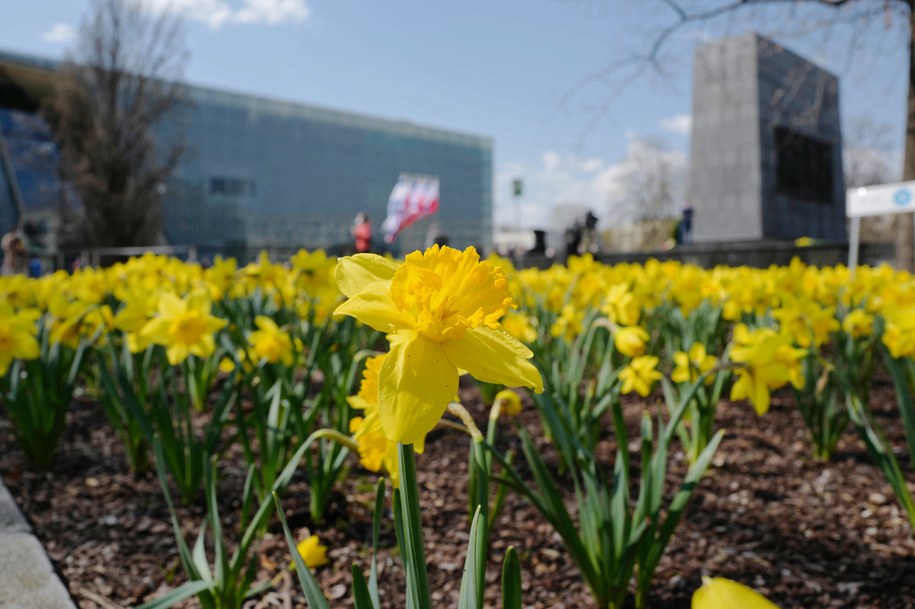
[0,106,75,252]
[160,85,493,259]
[0,50,493,259]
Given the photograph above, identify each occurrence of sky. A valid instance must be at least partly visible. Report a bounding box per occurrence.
[1,0,909,230]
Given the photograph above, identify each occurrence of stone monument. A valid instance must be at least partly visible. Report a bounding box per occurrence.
[688,33,846,243]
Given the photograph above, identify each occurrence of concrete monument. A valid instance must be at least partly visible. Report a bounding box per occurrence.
[688,33,846,243]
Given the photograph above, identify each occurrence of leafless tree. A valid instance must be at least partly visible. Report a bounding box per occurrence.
[571,0,915,270]
[844,116,897,188]
[604,137,685,224]
[43,0,188,248]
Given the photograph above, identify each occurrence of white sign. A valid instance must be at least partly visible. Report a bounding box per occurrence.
[847,181,915,218]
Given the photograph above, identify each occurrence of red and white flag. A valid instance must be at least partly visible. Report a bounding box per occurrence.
[382,175,440,243]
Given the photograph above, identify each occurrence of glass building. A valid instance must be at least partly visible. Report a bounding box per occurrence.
[0,49,493,260]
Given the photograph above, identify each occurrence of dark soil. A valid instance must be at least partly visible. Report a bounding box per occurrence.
[2,380,914,609]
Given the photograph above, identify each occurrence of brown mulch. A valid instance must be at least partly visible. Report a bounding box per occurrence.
[2,379,915,609]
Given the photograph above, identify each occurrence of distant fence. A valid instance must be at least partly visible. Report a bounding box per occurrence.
[40,239,897,273]
[514,240,896,270]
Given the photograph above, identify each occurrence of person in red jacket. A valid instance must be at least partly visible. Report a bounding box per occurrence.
[352,213,373,253]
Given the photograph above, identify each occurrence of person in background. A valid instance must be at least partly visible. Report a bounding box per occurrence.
[677,204,694,245]
[564,221,582,259]
[28,258,42,278]
[1,223,29,275]
[352,213,373,253]
[583,210,599,253]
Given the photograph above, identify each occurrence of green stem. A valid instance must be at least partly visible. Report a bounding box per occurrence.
[397,442,432,608]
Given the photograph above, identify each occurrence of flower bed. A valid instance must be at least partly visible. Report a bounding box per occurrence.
[3,385,914,608]
[1,249,914,608]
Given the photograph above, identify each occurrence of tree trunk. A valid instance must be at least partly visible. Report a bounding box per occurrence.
[897,3,915,272]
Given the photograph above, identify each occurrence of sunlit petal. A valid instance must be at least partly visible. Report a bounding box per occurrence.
[335,254,399,298]
[333,280,413,333]
[377,336,458,445]
[441,327,543,393]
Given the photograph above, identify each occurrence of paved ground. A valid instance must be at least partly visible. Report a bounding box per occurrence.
[0,477,75,609]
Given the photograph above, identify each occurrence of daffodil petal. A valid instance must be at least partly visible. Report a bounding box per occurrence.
[441,327,543,393]
[157,291,184,317]
[377,336,457,445]
[692,577,781,609]
[333,280,413,333]
[335,254,399,298]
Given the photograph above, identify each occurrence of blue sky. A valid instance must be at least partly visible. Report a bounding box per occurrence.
[1,0,908,229]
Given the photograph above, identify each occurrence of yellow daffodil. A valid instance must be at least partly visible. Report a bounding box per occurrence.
[841,308,874,339]
[603,283,641,327]
[347,354,424,487]
[672,343,718,385]
[550,303,584,342]
[501,311,537,344]
[0,305,41,375]
[729,324,806,415]
[291,535,329,569]
[692,576,780,609]
[494,388,522,417]
[141,291,227,365]
[247,315,294,365]
[620,355,663,397]
[614,325,649,357]
[113,288,159,353]
[772,299,838,348]
[881,304,915,359]
[203,256,238,301]
[334,245,543,445]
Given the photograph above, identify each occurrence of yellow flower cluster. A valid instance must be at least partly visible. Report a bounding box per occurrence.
[1,249,913,441]
[0,250,342,370]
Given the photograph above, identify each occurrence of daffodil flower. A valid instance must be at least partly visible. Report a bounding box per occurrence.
[619,355,663,397]
[672,343,718,385]
[247,315,294,365]
[493,388,522,417]
[291,535,329,569]
[347,354,425,487]
[141,291,227,365]
[692,576,781,609]
[614,325,649,357]
[0,304,41,375]
[729,324,806,415]
[334,245,543,445]
[841,308,874,339]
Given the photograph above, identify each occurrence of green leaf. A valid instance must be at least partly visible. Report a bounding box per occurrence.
[274,493,331,609]
[368,479,385,609]
[883,351,915,468]
[351,565,375,609]
[191,526,212,585]
[133,580,213,609]
[457,507,485,609]
[501,546,522,609]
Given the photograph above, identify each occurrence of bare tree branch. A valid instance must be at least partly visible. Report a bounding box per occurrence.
[42,0,188,249]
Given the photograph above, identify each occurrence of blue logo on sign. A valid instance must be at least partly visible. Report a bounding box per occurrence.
[894,189,912,206]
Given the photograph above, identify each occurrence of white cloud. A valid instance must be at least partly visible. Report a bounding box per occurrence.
[580,158,604,173]
[42,22,77,44]
[143,0,309,30]
[541,151,561,173]
[597,139,687,224]
[495,153,614,231]
[235,0,309,24]
[660,113,692,136]
[495,140,687,233]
